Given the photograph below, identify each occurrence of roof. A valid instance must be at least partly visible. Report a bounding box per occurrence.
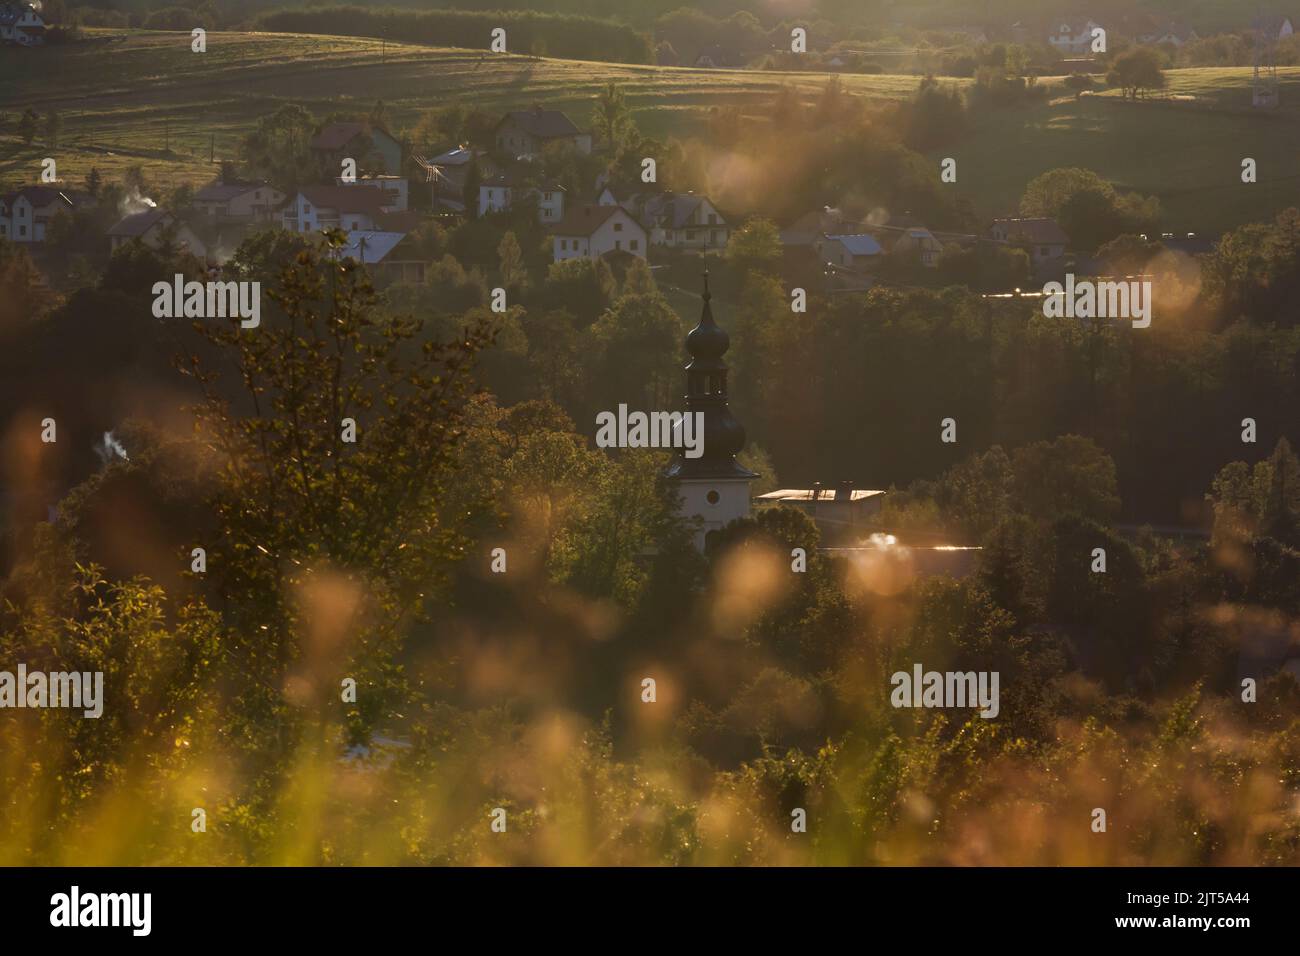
[758,488,886,503]
[108,208,171,237]
[549,204,639,237]
[430,147,478,166]
[310,122,395,151]
[6,185,73,210]
[991,217,1070,245]
[780,206,859,245]
[496,108,582,140]
[297,185,388,216]
[824,234,884,256]
[334,230,407,264]
[194,179,276,202]
[1251,15,1293,34]
[0,3,40,26]
[647,194,719,230]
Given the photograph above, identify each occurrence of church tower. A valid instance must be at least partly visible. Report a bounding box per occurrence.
[666,272,756,550]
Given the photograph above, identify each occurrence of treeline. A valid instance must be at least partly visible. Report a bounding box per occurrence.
[251,6,654,64]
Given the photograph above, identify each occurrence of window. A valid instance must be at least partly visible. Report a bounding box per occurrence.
[708,213,717,224]
[1039,246,1049,256]
[630,239,639,251]
[560,239,568,250]
[19,225,27,237]
[712,230,721,243]
[706,490,720,505]
[615,239,622,250]
[543,192,552,200]
[613,222,623,232]
[303,203,312,214]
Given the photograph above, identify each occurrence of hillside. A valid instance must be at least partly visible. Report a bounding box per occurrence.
[2,30,1299,232]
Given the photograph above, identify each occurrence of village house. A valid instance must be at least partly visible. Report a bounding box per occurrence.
[0,186,74,242]
[309,122,402,176]
[329,230,423,285]
[334,174,409,212]
[637,193,729,249]
[192,179,285,222]
[814,233,884,273]
[1047,18,1105,54]
[494,108,591,160]
[281,186,416,234]
[549,204,646,262]
[1251,14,1295,41]
[0,1,44,45]
[887,226,945,267]
[989,217,1070,269]
[108,208,208,259]
[1139,22,1198,47]
[477,174,566,223]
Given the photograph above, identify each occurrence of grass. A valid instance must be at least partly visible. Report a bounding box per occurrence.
[2,30,1299,234]
[0,30,927,193]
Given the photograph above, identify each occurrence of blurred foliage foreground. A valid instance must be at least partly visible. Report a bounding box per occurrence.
[2,233,1298,866]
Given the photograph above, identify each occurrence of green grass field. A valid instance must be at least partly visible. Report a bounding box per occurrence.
[2,30,1298,234]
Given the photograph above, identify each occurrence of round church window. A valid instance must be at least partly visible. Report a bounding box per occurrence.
[706,490,720,505]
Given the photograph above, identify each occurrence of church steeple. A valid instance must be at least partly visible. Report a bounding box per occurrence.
[666,271,757,482]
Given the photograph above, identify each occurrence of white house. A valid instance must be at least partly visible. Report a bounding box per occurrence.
[0,186,74,243]
[281,186,389,234]
[335,174,408,212]
[890,227,944,267]
[1048,18,1104,54]
[192,179,285,221]
[549,204,646,262]
[107,209,208,259]
[814,233,883,273]
[639,193,729,249]
[478,175,566,223]
[0,1,44,45]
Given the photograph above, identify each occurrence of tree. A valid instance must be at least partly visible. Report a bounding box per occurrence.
[181,229,494,744]
[85,166,102,197]
[497,230,527,291]
[903,76,966,150]
[725,217,782,275]
[1107,46,1167,100]
[44,110,60,148]
[592,82,634,156]
[18,108,37,145]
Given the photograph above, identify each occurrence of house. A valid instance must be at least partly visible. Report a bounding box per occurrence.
[0,1,44,45]
[1140,22,1198,47]
[330,230,424,285]
[889,227,944,267]
[549,204,646,262]
[107,209,208,259]
[1251,15,1295,40]
[694,45,743,68]
[814,233,884,273]
[780,206,861,247]
[989,217,1070,267]
[281,186,405,234]
[756,485,886,531]
[477,174,566,223]
[192,179,285,222]
[335,174,408,212]
[637,193,729,249]
[309,122,402,176]
[495,108,591,159]
[0,186,73,242]
[1047,19,1105,54]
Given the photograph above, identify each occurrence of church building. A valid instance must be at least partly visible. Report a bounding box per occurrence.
[666,273,757,550]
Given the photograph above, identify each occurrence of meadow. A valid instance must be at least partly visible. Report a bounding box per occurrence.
[2,30,1299,233]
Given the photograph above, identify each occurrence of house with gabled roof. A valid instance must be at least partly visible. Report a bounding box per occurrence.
[0,186,74,243]
[310,122,402,175]
[1047,18,1105,54]
[280,185,417,234]
[1251,14,1295,40]
[814,233,883,273]
[108,208,208,259]
[637,193,729,249]
[0,1,44,45]
[495,107,591,159]
[548,204,645,262]
[192,178,285,222]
